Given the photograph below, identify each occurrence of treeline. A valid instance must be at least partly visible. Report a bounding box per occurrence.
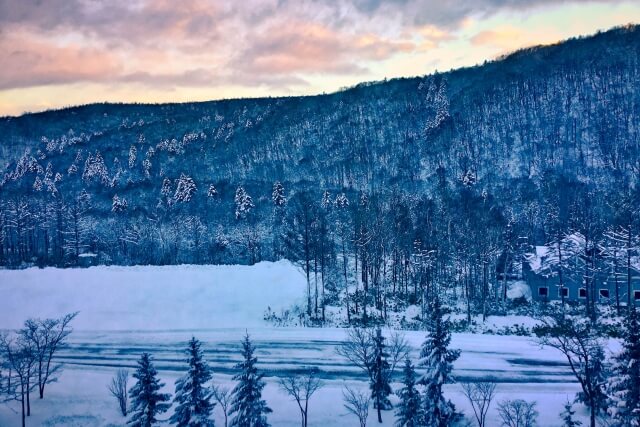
[1,170,639,326]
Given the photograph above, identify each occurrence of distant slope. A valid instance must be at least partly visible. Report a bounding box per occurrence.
[0,25,638,268]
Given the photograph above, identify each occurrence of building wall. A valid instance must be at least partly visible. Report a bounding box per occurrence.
[524,264,640,305]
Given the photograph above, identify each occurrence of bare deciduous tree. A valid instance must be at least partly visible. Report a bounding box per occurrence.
[343,386,370,427]
[461,381,497,427]
[336,328,409,381]
[212,384,231,427]
[0,333,37,427]
[20,311,78,399]
[497,399,538,427]
[536,310,606,427]
[278,368,323,427]
[107,368,129,416]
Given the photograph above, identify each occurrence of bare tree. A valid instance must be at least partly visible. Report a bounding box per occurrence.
[343,386,370,427]
[278,368,324,427]
[497,399,538,427]
[336,328,409,381]
[536,310,606,427]
[0,334,37,427]
[212,384,231,427]
[107,368,129,416]
[20,311,78,399]
[461,381,497,427]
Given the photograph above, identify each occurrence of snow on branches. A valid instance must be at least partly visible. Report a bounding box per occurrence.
[173,174,197,203]
[235,186,254,220]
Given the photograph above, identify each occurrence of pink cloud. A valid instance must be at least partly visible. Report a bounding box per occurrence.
[0,34,123,89]
[243,22,415,75]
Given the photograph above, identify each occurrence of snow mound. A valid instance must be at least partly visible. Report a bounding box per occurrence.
[0,261,305,331]
[507,280,532,301]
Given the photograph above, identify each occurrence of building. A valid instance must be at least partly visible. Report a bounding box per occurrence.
[523,234,640,306]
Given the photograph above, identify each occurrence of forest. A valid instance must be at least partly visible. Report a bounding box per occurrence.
[0,25,639,326]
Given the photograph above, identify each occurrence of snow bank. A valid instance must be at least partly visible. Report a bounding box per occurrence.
[0,261,306,330]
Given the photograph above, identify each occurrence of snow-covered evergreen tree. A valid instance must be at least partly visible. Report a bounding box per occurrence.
[234,187,254,220]
[143,158,152,178]
[560,400,582,427]
[174,174,197,203]
[371,327,392,422]
[335,192,349,208]
[129,145,137,169]
[229,334,271,427]
[112,194,128,213]
[419,296,460,427]
[170,337,215,427]
[272,182,286,207]
[207,184,218,198]
[128,353,171,427]
[321,190,332,210]
[608,307,640,426]
[33,176,43,192]
[82,151,109,185]
[395,358,422,427]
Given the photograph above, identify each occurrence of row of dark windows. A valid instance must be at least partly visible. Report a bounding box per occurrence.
[538,287,640,300]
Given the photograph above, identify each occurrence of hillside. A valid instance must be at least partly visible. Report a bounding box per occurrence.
[0,25,639,322]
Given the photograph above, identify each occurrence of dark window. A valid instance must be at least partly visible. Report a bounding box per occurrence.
[634,291,640,301]
[558,288,569,298]
[579,288,587,298]
[599,289,610,299]
[538,287,548,297]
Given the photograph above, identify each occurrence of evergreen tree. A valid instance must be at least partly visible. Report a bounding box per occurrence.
[170,337,216,427]
[560,400,582,427]
[371,327,392,423]
[272,182,286,207]
[229,334,271,427]
[128,353,171,427]
[608,307,640,426]
[234,187,254,220]
[395,358,422,427]
[419,296,460,427]
[174,174,197,203]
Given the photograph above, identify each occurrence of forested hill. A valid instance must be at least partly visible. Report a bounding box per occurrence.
[0,25,639,273]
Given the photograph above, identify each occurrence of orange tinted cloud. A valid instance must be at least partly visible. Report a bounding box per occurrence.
[470,25,561,52]
[0,33,123,89]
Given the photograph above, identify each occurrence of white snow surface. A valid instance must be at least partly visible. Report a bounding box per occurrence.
[0,260,306,330]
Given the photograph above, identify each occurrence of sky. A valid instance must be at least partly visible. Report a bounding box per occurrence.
[0,0,639,117]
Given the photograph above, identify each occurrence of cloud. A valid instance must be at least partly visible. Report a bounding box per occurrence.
[341,0,621,28]
[240,22,414,76]
[0,32,123,90]
[470,25,562,53]
[0,0,632,103]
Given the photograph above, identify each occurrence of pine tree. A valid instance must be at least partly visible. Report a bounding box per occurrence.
[112,194,128,213]
[371,327,392,423]
[395,358,422,427]
[560,400,582,427]
[128,353,171,427]
[608,307,640,426]
[419,296,460,427]
[229,334,271,427]
[272,182,286,207]
[174,174,197,203]
[170,337,215,427]
[234,187,254,220]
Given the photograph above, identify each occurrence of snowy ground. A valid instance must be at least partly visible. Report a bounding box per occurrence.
[0,262,594,426]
